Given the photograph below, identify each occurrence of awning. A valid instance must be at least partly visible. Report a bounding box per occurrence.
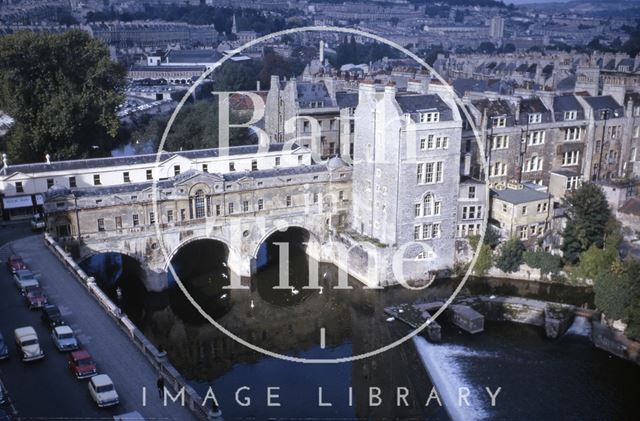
[2,195,34,209]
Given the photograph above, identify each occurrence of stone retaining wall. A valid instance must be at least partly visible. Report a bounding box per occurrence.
[43,233,220,421]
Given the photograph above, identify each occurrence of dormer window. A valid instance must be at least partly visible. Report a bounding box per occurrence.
[528,113,542,124]
[493,117,506,128]
[564,111,576,121]
[420,112,440,123]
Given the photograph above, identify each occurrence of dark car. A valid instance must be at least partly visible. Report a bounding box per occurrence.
[68,350,97,379]
[41,305,65,329]
[6,256,26,274]
[24,286,47,310]
[0,334,8,360]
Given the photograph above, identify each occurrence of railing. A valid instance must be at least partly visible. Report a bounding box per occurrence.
[43,233,220,421]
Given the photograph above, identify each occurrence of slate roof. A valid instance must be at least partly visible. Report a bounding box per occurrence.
[166,49,222,63]
[471,98,514,117]
[452,79,489,96]
[395,94,450,114]
[490,187,550,204]
[520,97,548,114]
[557,75,576,91]
[335,92,358,108]
[3,143,297,176]
[617,58,634,69]
[583,96,624,119]
[553,95,583,113]
[130,65,207,72]
[296,82,336,108]
[66,163,333,198]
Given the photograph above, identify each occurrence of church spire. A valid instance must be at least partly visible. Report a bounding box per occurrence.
[232,14,238,34]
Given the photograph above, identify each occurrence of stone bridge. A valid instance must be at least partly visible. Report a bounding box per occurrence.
[44,163,359,291]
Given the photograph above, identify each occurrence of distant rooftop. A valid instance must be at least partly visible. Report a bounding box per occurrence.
[491,186,551,204]
[3,143,298,177]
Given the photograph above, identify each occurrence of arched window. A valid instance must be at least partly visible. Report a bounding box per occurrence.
[194,190,205,219]
[423,194,433,216]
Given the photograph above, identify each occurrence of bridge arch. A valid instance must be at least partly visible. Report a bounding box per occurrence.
[251,223,320,261]
[163,235,233,272]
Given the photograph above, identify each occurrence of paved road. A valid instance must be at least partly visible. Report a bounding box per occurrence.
[0,235,196,420]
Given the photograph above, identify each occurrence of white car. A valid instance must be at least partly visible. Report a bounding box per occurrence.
[13,269,39,293]
[51,326,78,351]
[14,326,44,361]
[89,374,119,407]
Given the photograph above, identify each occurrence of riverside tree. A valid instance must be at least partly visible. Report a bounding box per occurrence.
[561,183,611,263]
[495,237,525,273]
[0,30,126,163]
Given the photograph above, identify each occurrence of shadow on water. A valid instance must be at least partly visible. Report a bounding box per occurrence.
[79,237,640,420]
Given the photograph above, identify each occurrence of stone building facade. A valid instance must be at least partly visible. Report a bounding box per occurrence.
[351,81,463,280]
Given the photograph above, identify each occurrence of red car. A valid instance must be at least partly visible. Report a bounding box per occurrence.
[24,286,48,310]
[68,350,97,379]
[6,255,26,273]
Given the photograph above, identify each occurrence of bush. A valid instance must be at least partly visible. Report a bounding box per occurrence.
[495,238,525,273]
[523,251,563,275]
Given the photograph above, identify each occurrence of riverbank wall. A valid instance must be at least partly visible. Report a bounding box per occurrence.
[43,233,221,420]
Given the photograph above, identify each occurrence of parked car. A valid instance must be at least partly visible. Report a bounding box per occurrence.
[6,256,26,274]
[24,286,47,310]
[13,270,38,294]
[41,305,65,329]
[68,349,97,379]
[51,326,78,351]
[13,327,44,362]
[0,334,8,360]
[88,374,119,407]
[30,214,45,231]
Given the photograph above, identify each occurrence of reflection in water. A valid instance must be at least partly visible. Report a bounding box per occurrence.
[79,234,639,420]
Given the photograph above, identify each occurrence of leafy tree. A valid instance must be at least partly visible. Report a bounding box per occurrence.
[0,30,126,163]
[478,42,496,54]
[473,244,493,276]
[575,243,618,281]
[132,99,252,152]
[495,237,525,273]
[483,225,502,249]
[213,61,260,92]
[561,183,611,263]
[523,251,563,275]
[593,259,640,338]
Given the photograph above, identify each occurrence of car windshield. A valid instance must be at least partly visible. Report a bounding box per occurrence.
[47,309,61,317]
[77,358,94,366]
[96,385,113,393]
[58,333,73,339]
[22,339,38,346]
[28,290,43,297]
[18,272,35,281]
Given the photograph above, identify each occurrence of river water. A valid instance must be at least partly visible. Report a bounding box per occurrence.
[80,243,640,420]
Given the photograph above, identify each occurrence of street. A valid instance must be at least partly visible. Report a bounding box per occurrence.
[0,234,196,420]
